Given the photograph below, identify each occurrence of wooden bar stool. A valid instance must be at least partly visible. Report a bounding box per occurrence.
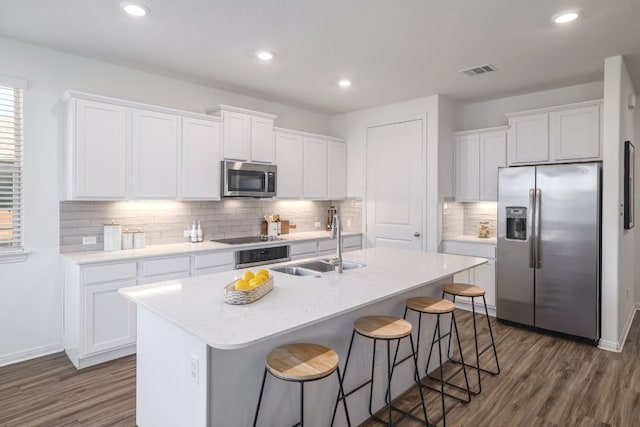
[395,297,471,427]
[331,315,429,426]
[253,343,351,427]
[441,283,500,395]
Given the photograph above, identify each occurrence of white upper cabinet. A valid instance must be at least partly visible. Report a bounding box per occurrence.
[64,91,223,201]
[210,105,276,163]
[328,141,346,200]
[303,136,328,199]
[454,127,506,202]
[222,111,251,161]
[479,130,507,201]
[68,98,129,199]
[180,117,222,200]
[275,128,346,201]
[507,113,549,165]
[550,104,601,161]
[275,131,304,198]
[250,116,275,163]
[131,109,179,199]
[455,133,480,201]
[506,100,602,166]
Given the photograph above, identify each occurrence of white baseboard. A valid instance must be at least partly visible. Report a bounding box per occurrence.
[598,307,638,353]
[453,299,496,317]
[0,343,63,367]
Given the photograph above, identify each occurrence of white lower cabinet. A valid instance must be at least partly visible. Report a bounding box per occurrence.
[63,237,361,368]
[84,279,137,355]
[443,240,496,313]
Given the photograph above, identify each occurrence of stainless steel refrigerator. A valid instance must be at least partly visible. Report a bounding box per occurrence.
[496,162,601,343]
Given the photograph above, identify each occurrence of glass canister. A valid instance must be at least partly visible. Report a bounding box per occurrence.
[477,221,491,238]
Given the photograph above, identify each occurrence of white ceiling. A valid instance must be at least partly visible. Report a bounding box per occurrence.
[1,0,639,114]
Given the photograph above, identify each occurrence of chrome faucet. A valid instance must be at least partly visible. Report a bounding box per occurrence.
[329,213,343,273]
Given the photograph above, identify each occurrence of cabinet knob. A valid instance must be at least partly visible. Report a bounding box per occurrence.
[414,232,421,237]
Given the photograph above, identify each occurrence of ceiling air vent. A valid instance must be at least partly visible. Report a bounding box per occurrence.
[460,64,497,77]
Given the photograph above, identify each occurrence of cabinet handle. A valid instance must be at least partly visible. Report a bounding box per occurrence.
[414,232,421,237]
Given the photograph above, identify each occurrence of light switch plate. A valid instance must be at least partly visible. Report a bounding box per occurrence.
[190,354,199,384]
[314,221,321,228]
[82,236,97,245]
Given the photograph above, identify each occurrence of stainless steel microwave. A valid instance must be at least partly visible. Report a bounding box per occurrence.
[222,161,277,197]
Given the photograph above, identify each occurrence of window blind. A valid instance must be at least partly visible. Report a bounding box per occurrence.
[0,85,23,252]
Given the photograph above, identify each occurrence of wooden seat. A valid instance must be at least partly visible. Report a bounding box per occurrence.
[266,343,339,381]
[354,315,412,339]
[256,342,351,426]
[406,296,455,314]
[442,283,486,297]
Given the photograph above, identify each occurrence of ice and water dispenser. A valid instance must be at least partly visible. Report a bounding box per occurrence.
[506,207,527,240]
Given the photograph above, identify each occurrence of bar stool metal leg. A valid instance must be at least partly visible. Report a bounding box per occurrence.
[253,368,268,427]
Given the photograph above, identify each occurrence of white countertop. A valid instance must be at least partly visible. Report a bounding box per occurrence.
[119,247,487,350]
[61,230,360,264]
[444,235,497,245]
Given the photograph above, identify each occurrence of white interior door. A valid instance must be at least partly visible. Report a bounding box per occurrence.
[366,120,423,250]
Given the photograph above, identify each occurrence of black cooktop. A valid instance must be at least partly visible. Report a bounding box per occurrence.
[211,236,283,245]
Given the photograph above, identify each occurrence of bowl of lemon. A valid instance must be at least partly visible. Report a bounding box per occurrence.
[223,269,273,305]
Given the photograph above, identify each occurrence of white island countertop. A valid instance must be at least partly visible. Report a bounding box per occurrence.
[119,247,487,350]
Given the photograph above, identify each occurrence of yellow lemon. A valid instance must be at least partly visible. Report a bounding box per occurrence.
[256,269,269,278]
[242,270,255,281]
[248,278,263,288]
[234,279,251,291]
[256,272,269,281]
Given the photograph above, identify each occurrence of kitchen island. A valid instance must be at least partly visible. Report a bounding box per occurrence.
[120,247,487,426]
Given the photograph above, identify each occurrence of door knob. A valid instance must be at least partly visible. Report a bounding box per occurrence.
[414,232,421,237]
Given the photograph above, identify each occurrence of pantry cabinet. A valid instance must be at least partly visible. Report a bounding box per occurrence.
[210,105,276,163]
[454,127,507,202]
[180,117,222,200]
[506,100,602,166]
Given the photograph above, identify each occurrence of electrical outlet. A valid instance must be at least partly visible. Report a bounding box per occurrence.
[314,221,322,228]
[190,354,199,384]
[82,236,97,245]
[183,230,191,238]
[346,219,352,228]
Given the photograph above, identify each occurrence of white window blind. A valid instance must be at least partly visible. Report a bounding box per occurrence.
[0,85,23,253]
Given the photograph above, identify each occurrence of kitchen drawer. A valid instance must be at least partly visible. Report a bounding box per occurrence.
[442,241,496,259]
[318,239,337,251]
[290,241,317,256]
[142,270,190,284]
[194,265,233,276]
[343,234,362,249]
[143,256,190,277]
[194,251,234,270]
[84,262,137,284]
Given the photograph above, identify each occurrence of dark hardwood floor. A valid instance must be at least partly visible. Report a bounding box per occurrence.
[1,310,638,426]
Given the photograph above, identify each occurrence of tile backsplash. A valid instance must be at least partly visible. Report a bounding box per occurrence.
[60,198,362,253]
[443,201,497,239]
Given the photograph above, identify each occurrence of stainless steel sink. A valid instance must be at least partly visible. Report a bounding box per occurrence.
[270,266,319,276]
[271,259,366,276]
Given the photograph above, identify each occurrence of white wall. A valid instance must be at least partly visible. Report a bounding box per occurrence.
[600,55,637,351]
[330,95,443,252]
[461,81,604,130]
[0,36,333,365]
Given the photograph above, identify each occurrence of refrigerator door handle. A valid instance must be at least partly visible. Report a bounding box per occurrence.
[535,188,542,268]
[529,188,536,268]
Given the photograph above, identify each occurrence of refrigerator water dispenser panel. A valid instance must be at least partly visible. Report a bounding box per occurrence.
[506,207,527,240]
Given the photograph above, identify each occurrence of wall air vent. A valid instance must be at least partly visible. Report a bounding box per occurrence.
[460,64,497,77]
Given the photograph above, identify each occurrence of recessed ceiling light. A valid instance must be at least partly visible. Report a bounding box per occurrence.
[121,2,149,17]
[552,10,580,24]
[256,51,275,61]
[338,79,352,88]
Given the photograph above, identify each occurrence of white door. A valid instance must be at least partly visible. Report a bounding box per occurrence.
[366,120,423,250]
[250,116,274,163]
[327,141,347,200]
[303,137,328,199]
[275,132,304,198]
